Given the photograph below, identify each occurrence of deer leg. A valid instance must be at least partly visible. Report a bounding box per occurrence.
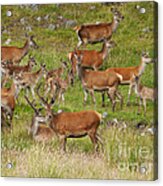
[116,91,123,109]
[96,133,104,151]
[102,92,105,107]
[137,97,143,115]
[108,88,116,112]
[83,89,88,105]
[127,84,133,106]
[90,90,96,105]
[88,131,99,152]
[59,135,67,152]
[77,40,83,48]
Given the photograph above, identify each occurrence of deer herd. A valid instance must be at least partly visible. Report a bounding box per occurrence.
[1,8,156,152]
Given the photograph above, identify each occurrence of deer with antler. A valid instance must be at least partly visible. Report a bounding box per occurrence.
[24,96,55,142]
[1,35,38,64]
[36,84,103,152]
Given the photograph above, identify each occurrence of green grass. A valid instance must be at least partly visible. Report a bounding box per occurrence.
[1,2,157,180]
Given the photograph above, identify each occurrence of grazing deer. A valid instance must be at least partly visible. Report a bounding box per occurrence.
[106,52,154,106]
[1,35,38,64]
[14,64,46,98]
[75,54,123,111]
[74,8,124,47]
[133,75,157,115]
[37,84,103,152]
[24,96,55,142]
[69,40,116,79]
[1,81,20,129]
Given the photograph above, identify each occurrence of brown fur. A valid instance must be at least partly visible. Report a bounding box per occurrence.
[1,36,38,64]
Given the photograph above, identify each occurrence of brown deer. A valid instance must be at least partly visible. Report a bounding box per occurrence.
[74,8,124,47]
[1,35,38,64]
[37,84,103,152]
[47,69,73,103]
[14,64,46,98]
[75,54,123,111]
[133,75,157,115]
[2,56,37,76]
[106,52,154,106]
[69,40,116,80]
[24,96,55,142]
[44,61,68,94]
[1,81,20,129]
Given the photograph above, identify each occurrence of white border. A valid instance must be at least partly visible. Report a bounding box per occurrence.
[0,0,162,185]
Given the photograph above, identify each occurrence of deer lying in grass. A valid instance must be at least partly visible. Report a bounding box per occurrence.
[106,52,154,106]
[74,8,124,47]
[133,75,157,115]
[1,81,20,129]
[75,54,123,111]
[37,84,103,152]
[69,40,116,83]
[14,64,46,98]
[1,35,38,64]
[24,96,55,142]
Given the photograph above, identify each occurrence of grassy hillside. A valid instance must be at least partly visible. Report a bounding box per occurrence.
[1,2,157,180]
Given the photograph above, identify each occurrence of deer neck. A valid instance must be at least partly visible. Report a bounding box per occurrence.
[22,40,30,56]
[111,17,119,32]
[138,59,147,76]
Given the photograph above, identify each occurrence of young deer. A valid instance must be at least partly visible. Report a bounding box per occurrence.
[37,85,103,152]
[133,75,157,115]
[1,35,38,64]
[44,61,68,95]
[15,64,46,98]
[1,81,20,129]
[69,40,116,78]
[75,54,123,111]
[106,52,154,106]
[24,96,55,142]
[74,8,124,47]
[2,56,37,76]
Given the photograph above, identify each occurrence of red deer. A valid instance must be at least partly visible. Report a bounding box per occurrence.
[1,35,38,64]
[75,54,123,111]
[44,61,68,94]
[69,40,116,80]
[2,56,37,76]
[1,56,37,87]
[133,75,157,115]
[14,64,46,98]
[37,84,103,152]
[1,81,20,129]
[46,69,74,102]
[74,8,124,47]
[24,96,55,142]
[106,52,154,106]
